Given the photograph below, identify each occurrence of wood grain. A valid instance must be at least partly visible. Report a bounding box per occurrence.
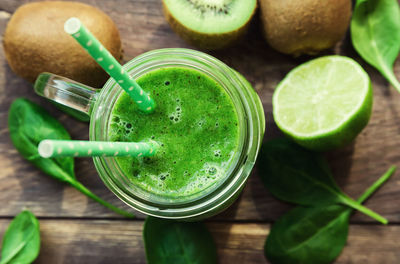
[0,219,398,264]
[1,0,400,222]
[1,0,400,263]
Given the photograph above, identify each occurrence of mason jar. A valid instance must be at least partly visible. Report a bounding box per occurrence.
[35,48,265,220]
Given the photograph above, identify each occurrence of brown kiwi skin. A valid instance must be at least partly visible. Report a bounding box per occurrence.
[163,0,257,50]
[259,0,351,56]
[3,1,123,87]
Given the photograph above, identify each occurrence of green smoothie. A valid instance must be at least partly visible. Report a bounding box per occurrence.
[108,67,240,199]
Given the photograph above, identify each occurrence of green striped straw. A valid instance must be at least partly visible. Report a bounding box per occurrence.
[38,140,159,158]
[64,17,155,113]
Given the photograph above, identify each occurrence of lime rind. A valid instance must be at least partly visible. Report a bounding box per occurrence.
[273,56,372,151]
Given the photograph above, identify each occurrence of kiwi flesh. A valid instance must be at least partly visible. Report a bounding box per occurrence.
[259,0,351,56]
[163,0,257,50]
[3,1,122,87]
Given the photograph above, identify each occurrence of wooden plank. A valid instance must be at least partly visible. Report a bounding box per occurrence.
[0,219,398,263]
[0,219,146,264]
[1,0,400,223]
[210,222,400,264]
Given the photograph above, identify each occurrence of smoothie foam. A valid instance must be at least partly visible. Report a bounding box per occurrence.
[108,67,240,199]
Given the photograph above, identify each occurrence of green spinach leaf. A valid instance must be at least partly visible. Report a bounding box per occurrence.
[143,217,217,264]
[259,138,387,224]
[8,98,74,184]
[266,205,350,264]
[8,98,134,218]
[351,0,400,92]
[265,166,396,264]
[0,210,40,264]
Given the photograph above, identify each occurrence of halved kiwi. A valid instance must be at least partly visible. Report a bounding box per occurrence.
[163,0,257,50]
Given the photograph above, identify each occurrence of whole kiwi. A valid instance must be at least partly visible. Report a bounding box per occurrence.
[3,1,122,87]
[259,0,352,56]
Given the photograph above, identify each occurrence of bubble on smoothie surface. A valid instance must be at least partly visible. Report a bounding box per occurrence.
[214,149,221,157]
[144,172,171,192]
[159,172,170,181]
[197,118,206,127]
[131,168,140,177]
[109,115,136,140]
[169,102,183,123]
[207,166,217,175]
[205,163,222,178]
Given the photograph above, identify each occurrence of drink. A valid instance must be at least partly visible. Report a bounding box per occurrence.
[35,49,265,219]
[108,67,239,200]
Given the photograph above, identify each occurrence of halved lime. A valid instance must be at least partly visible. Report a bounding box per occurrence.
[273,56,373,151]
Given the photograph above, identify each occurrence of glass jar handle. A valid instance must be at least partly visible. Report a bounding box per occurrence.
[34,73,99,119]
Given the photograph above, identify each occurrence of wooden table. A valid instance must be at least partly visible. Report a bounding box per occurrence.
[1,0,400,263]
